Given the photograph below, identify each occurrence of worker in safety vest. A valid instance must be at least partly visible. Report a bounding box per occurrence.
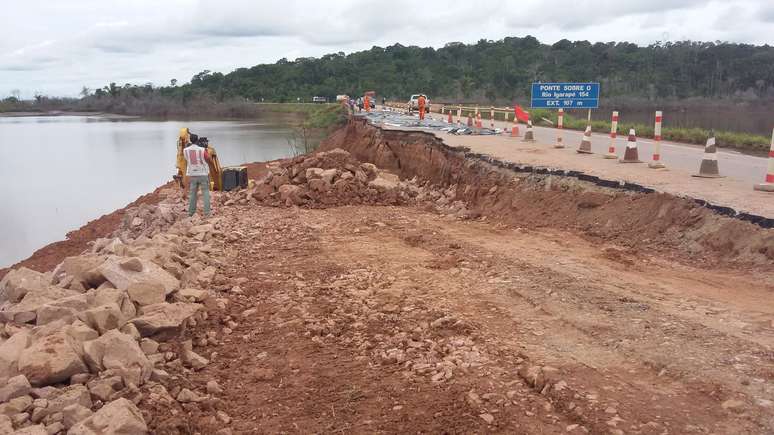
[364,94,371,113]
[418,94,426,120]
[183,134,212,217]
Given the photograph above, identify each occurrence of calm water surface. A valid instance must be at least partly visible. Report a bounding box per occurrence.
[0,116,295,267]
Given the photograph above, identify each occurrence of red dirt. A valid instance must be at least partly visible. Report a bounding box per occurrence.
[321,118,774,269]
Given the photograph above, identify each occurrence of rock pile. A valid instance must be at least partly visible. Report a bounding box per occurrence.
[0,206,237,434]
[247,148,421,207]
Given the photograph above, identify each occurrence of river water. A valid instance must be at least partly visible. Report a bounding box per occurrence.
[0,116,295,268]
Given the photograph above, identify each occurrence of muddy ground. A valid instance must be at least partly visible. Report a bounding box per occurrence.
[5,120,773,434]
[156,201,774,434]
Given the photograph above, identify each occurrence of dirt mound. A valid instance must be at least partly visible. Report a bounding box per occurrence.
[245,148,421,208]
[322,118,774,268]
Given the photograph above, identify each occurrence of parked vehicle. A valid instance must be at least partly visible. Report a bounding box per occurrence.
[408,94,430,112]
[312,96,328,103]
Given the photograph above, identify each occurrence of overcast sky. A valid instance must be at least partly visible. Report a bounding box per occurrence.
[2,0,773,98]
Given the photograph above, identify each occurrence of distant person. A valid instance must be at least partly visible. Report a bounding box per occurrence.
[418,94,426,120]
[364,94,371,112]
[183,133,212,217]
[357,97,363,112]
[382,96,386,107]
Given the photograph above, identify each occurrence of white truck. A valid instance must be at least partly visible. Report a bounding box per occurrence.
[408,94,430,113]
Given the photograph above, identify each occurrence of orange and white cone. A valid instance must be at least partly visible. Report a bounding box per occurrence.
[620,128,642,163]
[511,112,520,137]
[693,130,722,177]
[649,111,666,169]
[456,106,462,127]
[522,120,535,142]
[754,128,774,192]
[476,110,482,128]
[554,108,564,148]
[604,111,618,159]
[467,113,473,127]
[447,108,453,124]
[577,125,593,154]
[490,107,495,129]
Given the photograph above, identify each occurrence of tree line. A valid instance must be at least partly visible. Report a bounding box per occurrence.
[4,35,774,115]
[142,36,774,104]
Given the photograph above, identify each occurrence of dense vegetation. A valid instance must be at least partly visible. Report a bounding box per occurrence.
[169,37,774,103]
[2,36,772,150]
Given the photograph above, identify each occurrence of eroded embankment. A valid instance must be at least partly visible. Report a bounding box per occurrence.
[321,118,774,267]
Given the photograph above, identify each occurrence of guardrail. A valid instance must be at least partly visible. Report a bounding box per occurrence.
[384,102,519,123]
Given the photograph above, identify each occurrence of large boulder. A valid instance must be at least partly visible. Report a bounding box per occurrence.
[128,303,201,338]
[82,330,152,386]
[126,282,165,306]
[0,374,31,403]
[0,330,32,382]
[17,330,88,387]
[0,267,47,304]
[0,287,80,324]
[96,257,179,296]
[36,294,90,326]
[278,184,305,205]
[92,288,136,319]
[37,384,91,421]
[80,304,124,335]
[67,398,147,435]
[51,255,107,289]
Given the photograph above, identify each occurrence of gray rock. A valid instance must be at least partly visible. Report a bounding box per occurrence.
[0,268,47,305]
[92,288,135,320]
[61,404,93,429]
[86,376,123,402]
[205,381,222,395]
[18,331,88,387]
[0,374,31,403]
[119,258,143,273]
[67,398,147,434]
[96,257,179,296]
[0,414,12,434]
[126,282,165,306]
[82,330,151,387]
[41,385,92,420]
[0,330,32,383]
[129,303,201,337]
[45,421,65,435]
[176,388,203,403]
[80,304,123,335]
[0,395,32,416]
[12,424,46,435]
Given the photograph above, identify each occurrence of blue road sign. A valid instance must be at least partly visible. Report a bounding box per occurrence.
[530,82,600,109]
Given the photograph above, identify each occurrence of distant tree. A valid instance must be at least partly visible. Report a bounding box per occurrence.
[80,86,91,97]
[170,78,178,87]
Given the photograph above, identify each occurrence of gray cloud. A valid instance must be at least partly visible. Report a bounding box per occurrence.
[1,0,773,98]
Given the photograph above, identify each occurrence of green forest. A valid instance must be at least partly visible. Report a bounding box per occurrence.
[4,35,774,115]
[122,36,774,103]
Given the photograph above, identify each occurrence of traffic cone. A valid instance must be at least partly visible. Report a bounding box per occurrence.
[554,108,564,149]
[511,113,520,137]
[577,125,593,154]
[754,129,774,192]
[604,111,619,159]
[447,110,453,124]
[693,131,722,178]
[467,113,473,127]
[522,120,535,142]
[476,112,482,128]
[620,128,642,163]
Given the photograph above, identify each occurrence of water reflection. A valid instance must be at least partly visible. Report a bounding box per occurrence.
[0,116,294,267]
